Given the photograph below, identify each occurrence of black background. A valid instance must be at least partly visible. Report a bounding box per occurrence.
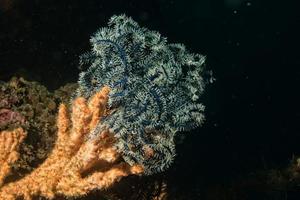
[1,0,299,199]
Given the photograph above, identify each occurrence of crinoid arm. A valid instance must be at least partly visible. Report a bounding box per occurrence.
[77,14,207,174]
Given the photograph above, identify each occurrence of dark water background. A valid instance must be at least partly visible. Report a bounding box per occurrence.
[0,0,299,199]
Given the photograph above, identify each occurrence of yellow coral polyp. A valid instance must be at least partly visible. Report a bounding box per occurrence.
[0,86,143,200]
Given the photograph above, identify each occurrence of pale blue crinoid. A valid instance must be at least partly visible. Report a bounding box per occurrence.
[76,14,206,174]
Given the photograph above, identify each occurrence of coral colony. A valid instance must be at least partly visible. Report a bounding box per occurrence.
[0,15,207,199]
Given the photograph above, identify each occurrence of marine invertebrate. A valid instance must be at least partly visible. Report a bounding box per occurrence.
[0,77,67,174]
[0,109,25,128]
[0,14,207,199]
[0,79,24,130]
[0,87,143,199]
[77,14,206,174]
[0,128,26,187]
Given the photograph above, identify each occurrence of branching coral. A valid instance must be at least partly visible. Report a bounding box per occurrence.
[0,128,26,187]
[0,14,207,199]
[0,87,143,199]
[0,77,72,175]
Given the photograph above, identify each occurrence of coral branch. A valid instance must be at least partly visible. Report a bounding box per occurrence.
[0,128,26,187]
[0,87,143,199]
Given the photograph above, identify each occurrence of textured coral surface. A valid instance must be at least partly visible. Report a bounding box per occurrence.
[0,87,143,199]
[0,78,78,176]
